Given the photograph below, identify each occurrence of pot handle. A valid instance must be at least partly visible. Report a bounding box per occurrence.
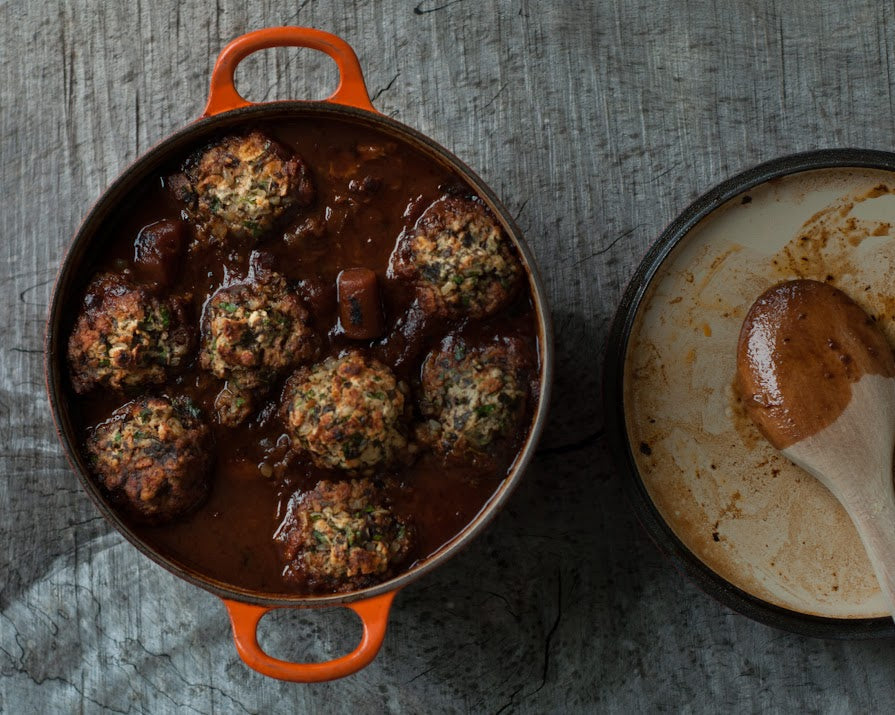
[202,26,377,117]
[222,590,397,682]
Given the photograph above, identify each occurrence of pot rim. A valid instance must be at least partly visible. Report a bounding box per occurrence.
[604,148,895,639]
[45,100,554,608]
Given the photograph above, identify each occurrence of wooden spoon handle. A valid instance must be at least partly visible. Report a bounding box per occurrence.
[838,482,895,620]
[781,375,895,621]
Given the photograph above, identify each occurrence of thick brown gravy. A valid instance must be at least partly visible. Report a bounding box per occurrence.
[66,117,540,594]
[736,279,895,450]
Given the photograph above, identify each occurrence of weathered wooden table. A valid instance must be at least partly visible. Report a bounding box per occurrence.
[4,1,895,711]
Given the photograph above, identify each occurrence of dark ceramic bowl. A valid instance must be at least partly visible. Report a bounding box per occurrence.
[605,149,895,639]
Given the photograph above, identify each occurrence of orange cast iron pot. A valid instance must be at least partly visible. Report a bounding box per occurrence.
[44,27,553,682]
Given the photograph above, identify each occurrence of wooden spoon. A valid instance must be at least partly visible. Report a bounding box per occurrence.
[737,279,895,618]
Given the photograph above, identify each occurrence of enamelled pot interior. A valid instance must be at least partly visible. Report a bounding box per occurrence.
[605,149,895,639]
[44,100,554,610]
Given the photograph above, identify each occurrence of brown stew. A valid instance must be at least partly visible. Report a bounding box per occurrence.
[65,117,540,595]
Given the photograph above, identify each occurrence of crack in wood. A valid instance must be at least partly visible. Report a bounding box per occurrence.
[123,637,255,714]
[493,683,524,714]
[406,663,438,683]
[18,277,55,305]
[531,568,562,697]
[480,589,520,621]
[573,225,645,266]
[482,82,508,109]
[414,0,467,15]
[372,72,401,102]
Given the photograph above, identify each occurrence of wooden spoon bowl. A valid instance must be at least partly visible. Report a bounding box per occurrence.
[737,279,895,618]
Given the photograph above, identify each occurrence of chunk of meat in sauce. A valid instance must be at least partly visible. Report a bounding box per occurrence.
[338,268,385,339]
[133,219,187,286]
[283,215,327,249]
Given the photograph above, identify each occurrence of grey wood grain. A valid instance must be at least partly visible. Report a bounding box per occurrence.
[3,0,895,712]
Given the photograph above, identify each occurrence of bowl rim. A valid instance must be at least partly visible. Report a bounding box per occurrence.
[604,148,895,638]
[44,101,554,608]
